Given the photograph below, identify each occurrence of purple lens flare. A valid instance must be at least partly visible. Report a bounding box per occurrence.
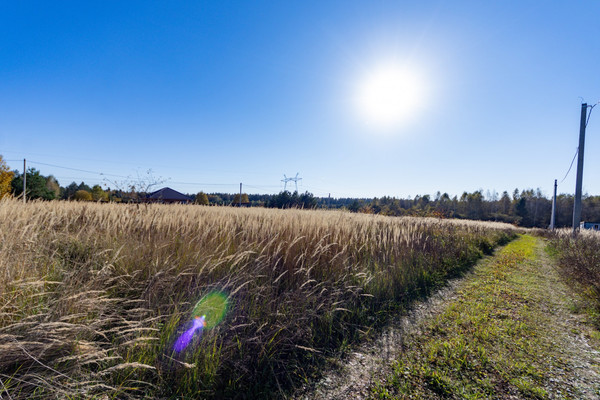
[173,315,206,353]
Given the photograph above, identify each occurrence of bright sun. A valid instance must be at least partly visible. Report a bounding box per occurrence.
[355,64,426,132]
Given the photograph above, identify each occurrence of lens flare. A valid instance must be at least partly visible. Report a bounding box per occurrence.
[173,315,206,353]
[172,291,229,353]
[191,291,229,329]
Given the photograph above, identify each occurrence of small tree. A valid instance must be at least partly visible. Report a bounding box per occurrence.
[0,155,13,199]
[46,176,61,198]
[62,182,79,200]
[74,190,93,201]
[91,185,108,202]
[195,191,209,205]
[105,169,167,202]
[232,193,249,205]
[208,194,222,205]
[299,191,317,208]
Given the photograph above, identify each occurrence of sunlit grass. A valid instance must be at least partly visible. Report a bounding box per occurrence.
[0,198,517,398]
[548,229,600,331]
[371,235,584,399]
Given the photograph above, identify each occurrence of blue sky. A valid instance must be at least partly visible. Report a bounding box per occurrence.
[1,1,599,198]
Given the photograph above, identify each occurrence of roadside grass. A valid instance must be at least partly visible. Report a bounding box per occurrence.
[371,235,584,399]
[0,199,517,399]
[547,229,600,333]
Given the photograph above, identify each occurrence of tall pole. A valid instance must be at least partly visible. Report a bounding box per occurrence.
[550,179,557,230]
[23,158,26,204]
[573,103,587,233]
[239,183,242,207]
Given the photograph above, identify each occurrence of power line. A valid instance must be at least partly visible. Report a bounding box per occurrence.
[168,181,239,186]
[585,103,597,127]
[559,148,578,183]
[557,102,597,186]
[3,149,276,178]
[27,160,129,178]
[4,155,349,197]
[244,184,281,194]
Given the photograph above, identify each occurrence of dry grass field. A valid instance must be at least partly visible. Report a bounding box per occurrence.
[0,199,517,399]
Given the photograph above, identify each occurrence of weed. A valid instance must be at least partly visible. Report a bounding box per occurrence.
[371,235,581,399]
[0,198,517,398]
[548,229,600,329]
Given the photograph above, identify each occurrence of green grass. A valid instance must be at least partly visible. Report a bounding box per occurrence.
[371,235,582,399]
[0,200,518,399]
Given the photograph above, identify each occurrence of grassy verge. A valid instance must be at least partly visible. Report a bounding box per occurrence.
[0,200,516,399]
[372,235,587,399]
[547,230,600,330]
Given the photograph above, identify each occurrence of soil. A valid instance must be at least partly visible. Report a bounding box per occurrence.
[294,272,474,399]
[293,238,600,400]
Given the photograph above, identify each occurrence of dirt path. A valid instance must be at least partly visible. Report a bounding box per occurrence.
[293,280,470,399]
[294,235,600,399]
[294,251,496,399]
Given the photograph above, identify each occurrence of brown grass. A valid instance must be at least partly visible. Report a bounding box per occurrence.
[0,199,517,398]
[549,229,600,328]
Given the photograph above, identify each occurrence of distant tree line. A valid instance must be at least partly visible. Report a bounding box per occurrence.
[192,188,599,228]
[2,155,598,228]
[9,168,118,202]
[338,189,600,229]
[193,190,317,209]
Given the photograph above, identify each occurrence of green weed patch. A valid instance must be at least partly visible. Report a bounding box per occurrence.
[372,235,584,399]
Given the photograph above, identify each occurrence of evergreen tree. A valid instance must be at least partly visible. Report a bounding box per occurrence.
[11,168,56,200]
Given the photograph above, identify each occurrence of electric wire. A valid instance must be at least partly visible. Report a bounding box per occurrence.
[10,158,296,193]
[559,148,578,184]
[586,103,597,127]
[168,181,238,186]
[27,160,129,179]
[4,156,358,197]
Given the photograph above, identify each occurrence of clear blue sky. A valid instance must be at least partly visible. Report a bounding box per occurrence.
[1,1,599,198]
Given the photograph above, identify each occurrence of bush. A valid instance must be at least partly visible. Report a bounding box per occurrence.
[74,189,93,201]
[195,191,209,205]
[549,230,600,327]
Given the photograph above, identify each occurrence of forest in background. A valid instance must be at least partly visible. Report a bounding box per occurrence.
[213,189,600,229]
[1,156,598,229]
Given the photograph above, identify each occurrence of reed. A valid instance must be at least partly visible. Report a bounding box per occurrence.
[0,199,517,398]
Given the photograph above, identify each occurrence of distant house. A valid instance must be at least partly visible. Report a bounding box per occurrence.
[146,187,192,204]
[580,221,600,231]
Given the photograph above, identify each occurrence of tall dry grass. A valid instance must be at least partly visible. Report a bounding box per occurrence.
[549,229,600,328]
[0,199,517,398]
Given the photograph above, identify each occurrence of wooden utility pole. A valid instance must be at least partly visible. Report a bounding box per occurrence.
[23,158,26,204]
[239,183,242,207]
[550,179,557,230]
[572,103,587,233]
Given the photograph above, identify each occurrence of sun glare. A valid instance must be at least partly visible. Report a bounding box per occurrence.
[355,64,426,132]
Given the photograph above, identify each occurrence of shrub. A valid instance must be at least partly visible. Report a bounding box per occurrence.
[74,189,93,201]
[549,229,600,327]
